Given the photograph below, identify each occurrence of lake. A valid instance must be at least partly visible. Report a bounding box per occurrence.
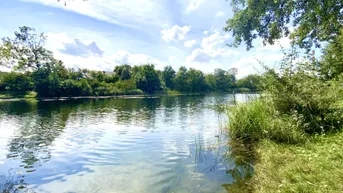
[0,94,254,193]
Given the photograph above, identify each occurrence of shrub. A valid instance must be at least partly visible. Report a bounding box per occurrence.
[263,67,343,134]
[227,97,305,144]
[60,79,92,96]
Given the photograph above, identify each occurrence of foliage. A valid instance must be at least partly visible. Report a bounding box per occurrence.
[0,71,33,91]
[214,68,236,91]
[60,79,92,96]
[318,29,343,80]
[187,68,206,92]
[174,66,189,92]
[32,63,61,97]
[114,64,131,81]
[205,74,216,91]
[253,133,343,192]
[262,64,343,134]
[227,97,305,144]
[0,26,54,70]
[131,64,161,93]
[224,0,343,50]
[161,65,176,89]
[236,74,261,92]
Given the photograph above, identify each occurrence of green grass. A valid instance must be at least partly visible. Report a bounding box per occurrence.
[0,91,37,99]
[227,98,305,144]
[227,97,343,192]
[253,133,343,193]
[165,89,181,95]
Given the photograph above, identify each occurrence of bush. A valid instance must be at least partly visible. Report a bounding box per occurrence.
[227,97,305,144]
[263,67,343,134]
[60,79,92,96]
[1,72,33,91]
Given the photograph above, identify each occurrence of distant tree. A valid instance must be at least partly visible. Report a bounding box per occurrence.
[205,74,216,91]
[131,64,160,93]
[114,64,132,81]
[32,65,61,97]
[224,0,343,50]
[1,72,33,91]
[236,74,262,91]
[0,26,54,70]
[214,69,228,91]
[162,65,176,89]
[187,68,206,92]
[174,66,189,92]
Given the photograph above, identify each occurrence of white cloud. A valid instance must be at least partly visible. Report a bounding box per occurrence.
[45,32,164,71]
[186,0,206,14]
[203,31,209,35]
[231,53,284,78]
[161,25,191,42]
[257,37,292,51]
[22,0,169,31]
[187,32,238,62]
[184,40,197,48]
[215,11,225,17]
[186,48,211,62]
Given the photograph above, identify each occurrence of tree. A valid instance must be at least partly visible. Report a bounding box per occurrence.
[114,64,132,81]
[205,74,216,91]
[0,26,54,70]
[131,64,160,93]
[236,74,262,91]
[162,65,176,89]
[32,61,62,97]
[224,0,343,50]
[174,66,189,92]
[1,72,33,91]
[187,68,206,92]
[318,29,343,80]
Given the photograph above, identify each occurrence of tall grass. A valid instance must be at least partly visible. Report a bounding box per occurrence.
[227,97,305,144]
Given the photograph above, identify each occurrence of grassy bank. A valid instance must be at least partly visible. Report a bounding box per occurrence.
[226,97,343,192]
[0,91,37,99]
[253,133,343,192]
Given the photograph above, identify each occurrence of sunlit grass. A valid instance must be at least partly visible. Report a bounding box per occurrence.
[226,97,343,192]
[227,98,305,144]
[253,133,343,192]
[0,91,37,99]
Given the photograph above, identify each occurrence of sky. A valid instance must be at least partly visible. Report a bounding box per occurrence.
[0,0,293,78]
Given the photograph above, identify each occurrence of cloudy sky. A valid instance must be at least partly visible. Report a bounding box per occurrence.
[0,0,292,78]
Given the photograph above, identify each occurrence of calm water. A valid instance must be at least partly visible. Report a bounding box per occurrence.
[0,94,253,193]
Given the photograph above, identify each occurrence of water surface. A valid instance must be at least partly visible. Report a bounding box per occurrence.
[0,94,253,193]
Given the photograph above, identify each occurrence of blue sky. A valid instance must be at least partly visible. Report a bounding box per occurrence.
[0,0,293,78]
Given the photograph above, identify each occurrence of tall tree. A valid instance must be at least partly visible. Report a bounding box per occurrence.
[131,64,161,93]
[187,68,206,92]
[162,65,176,89]
[224,0,343,50]
[174,66,189,92]
[0,26,54,70]
[318,29,343,80]
[114,64,132,81]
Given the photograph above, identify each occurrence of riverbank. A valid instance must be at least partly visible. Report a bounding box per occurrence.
[253,132,343,192]
[0,90,248,102]
[227,97,343,192]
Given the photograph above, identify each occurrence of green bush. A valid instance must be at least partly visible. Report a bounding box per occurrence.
[263,67,343,134]
[60,79,92,96]
[227,97,305,144]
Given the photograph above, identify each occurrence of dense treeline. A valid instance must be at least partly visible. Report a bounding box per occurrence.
[0,26,261,98]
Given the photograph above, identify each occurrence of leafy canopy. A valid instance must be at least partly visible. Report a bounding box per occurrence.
[224,0,343,50]
[0,26,54,70]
